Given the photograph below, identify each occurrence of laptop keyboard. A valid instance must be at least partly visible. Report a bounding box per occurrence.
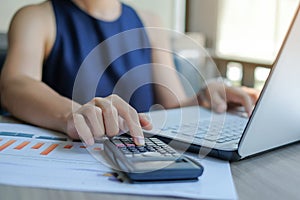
[151,117,248,145]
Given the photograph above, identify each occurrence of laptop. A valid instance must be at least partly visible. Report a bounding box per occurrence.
[144,4,300,161]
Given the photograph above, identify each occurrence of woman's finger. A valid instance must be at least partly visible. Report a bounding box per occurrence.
[104,95,144,145]
[139,113,153,130]
[93,98,119,137]
[226,87,254,116]
[73,113,94,146]
[210,91,227,113]
[82,104,105,139]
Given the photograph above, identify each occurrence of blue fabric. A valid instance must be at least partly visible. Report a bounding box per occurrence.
[43,0,154,112]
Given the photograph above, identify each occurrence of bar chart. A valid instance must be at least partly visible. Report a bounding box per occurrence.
[0,131,104,161]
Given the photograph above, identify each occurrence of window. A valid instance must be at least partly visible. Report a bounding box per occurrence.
[254,67,270,90]
[216,0,300,63]
[226,62,243,86]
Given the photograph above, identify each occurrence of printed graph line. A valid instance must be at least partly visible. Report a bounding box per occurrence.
[36,136,67,141]
[0,132,33,138]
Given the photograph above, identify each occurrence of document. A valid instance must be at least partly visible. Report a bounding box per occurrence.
[0,123,237,199]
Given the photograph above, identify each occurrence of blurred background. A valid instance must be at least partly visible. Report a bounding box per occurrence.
[0,0,299,90]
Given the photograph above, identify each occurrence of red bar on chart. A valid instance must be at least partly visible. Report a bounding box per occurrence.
[40,144,59,155]
[14,141,30,150]
[64,144,73,149]
[31,142,45,149]
[0,140,16,151]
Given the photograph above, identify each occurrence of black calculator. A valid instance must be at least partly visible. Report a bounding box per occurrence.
[103,136,204,183]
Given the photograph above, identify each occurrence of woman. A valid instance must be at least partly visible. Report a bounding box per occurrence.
[0,0,258,146]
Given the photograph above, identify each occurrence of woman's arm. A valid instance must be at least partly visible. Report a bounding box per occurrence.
[139,11,259,115]
[138,11,191,108]
[0,3,149,146]
[0,3,74,132]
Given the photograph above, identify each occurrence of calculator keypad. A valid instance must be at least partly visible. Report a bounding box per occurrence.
[110,137,180,158]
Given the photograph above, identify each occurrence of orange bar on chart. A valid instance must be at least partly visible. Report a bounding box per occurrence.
[93,147,102,151]
[31,142,45,149]
[14,141,30,150]
[40,144,59,155]
[0,140,16,151]
[64,144,73,149]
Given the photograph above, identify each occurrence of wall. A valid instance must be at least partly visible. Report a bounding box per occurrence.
[186,0,219,49]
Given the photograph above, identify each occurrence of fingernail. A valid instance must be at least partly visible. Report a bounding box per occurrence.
[133,136,145,146]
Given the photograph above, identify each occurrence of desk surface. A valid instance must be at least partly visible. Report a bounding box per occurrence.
[1,117,300,200]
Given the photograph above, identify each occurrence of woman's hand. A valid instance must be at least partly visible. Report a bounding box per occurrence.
[199,81,260,116]
[65,95,152,146]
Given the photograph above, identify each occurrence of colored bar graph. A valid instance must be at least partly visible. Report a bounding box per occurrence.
[14,141,30,150]
[40,144,59,155]
[0,134,104,156]
[32,142,45,149]
[0,140,17,151]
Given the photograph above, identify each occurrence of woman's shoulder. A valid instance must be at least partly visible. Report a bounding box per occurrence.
[9,1,54,37]
[8,1,55,58]
[12,1,52,23]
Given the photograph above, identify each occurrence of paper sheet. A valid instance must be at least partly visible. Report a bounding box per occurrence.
[0,123,237,199]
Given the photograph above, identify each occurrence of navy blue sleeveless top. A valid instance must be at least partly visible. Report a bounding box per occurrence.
[43,0,154,112]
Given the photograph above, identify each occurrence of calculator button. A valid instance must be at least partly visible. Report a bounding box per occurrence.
[141,152,162,157]
[110,137,181,160]
[116,143,126,147]
[136,146,147,152]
